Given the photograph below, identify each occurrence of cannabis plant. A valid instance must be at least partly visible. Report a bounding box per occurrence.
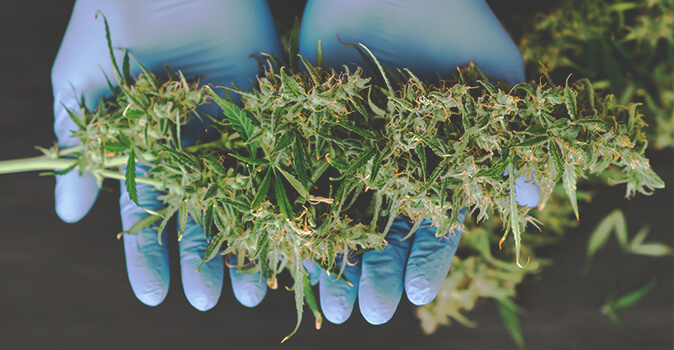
[0,14,664,341]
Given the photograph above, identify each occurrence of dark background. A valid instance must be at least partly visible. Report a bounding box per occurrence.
[0,1,671,349]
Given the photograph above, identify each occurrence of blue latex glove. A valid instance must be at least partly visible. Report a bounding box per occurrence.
[52,0,282,310]
[299,0,541,324]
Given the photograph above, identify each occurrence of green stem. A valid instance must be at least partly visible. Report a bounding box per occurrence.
[0,153,175,192]
[0,156,76,174]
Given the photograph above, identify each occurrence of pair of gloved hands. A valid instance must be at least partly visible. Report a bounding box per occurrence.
[52,0,540,325]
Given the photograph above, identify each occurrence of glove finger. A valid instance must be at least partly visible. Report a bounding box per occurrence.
[228,254,267,308]
[303,260,321,286]
[54,171,100,223]
[405,207,466,305]
[178,215,223,311]
[359,216,414,325]
[319,255,362,325]
[515,174,541,208]
[120,165,169,307]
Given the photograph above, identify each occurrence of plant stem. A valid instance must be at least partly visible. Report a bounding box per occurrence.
[0,153,175,191]
[0,156,75,174]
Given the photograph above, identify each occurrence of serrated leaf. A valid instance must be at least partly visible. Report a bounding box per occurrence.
[179,201,188,239]
[205,86,255,153]
[329,121,378,139]
[230,153,269,165]
[316,40,324,67]
[105,141,130,153]
[282,243,305,343]
[586,210,624,266]
[202,204,214,238]
[202,183,218,202]
[507,162,527,268]
[125,148,139,206]
[196,232,225,272]
[418,158,450,195]
[549,140,564,183]
[203,155,228,176]
[564,75,577,120]
[277,166,309,200]
[612,279,657,310]
[415,146,427,181]
[272,131,295,155]
[495,298,525,350]
[120,208,166,236]
[293,135,311,188]
[60,103,86,131]
[331,147,376,181]
[303,267,323,330]
[95,11,123,85]
[562,162,579,221]
[160,145,199,171]
[48,161,78,176]
[274,169,295,220]
[515,135,548,148]
[256,232,271,279]
[122,50,132,86]
[630,243,672,257]
[250,167,273,210]
[299,55,321,87]
[288,17,300,74]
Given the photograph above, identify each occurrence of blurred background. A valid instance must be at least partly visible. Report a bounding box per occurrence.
[0,1,671,349]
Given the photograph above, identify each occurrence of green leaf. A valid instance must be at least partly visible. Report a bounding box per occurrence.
[47,161,78,176]
[277,166,309,200]
[418,158,450,195]
[292,135,311,188]
[562,163,579,221]
[105,141,130,153]
[549,140,564,183]
[272,131,295,155]
[299,55,321,87]
[230,153,269,165]
[120,208,167,236]
[206,86,255,145]
[288,17,301,74]
[612,279,657,310]
[303,267,323,330]
[250,167,273,210]
[94,11,123,85]
[331,147,377,181]
[160,145,200,171]
[256,232,271,279]
[60,103,86,131]
[630,243,672,257]
[316,40,324,67]
[329,121,378,140]
[202,204,214,239]
[564,75,577,120]
[125,148,139,206]
[203,155,228,176]
[358,44,393,95]
[179,201,188,239]
[508,162,527,268]
[586,209,624,266]
[202,183,218,202]
[122,50,132,86]
[282,243,305,343]
[196,231,225,272]
[515,135,548,148]
[274,169,295,220]
[496,298,526,350]
[415,146,427,181]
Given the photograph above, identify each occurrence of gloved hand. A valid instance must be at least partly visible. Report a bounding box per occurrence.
[298,0,541,324]
[52,0,282,310]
